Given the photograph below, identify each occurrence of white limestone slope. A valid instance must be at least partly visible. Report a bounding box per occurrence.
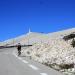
[21,28,75,75]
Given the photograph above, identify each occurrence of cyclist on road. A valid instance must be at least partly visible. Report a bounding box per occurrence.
[17,43,21,56]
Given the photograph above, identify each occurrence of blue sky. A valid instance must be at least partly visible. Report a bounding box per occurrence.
[0,0,75,41]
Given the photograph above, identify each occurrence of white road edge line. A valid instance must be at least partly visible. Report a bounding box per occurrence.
[40,73,48,75]
[12,52,17,57]
[18,57,29,63]
[18,57,22,60]
[12,52,48,75]
[13,53,29,64]
[29,64,39,70]
[18,57,28,63]
[13,52,40,71]
[22,60,28,64]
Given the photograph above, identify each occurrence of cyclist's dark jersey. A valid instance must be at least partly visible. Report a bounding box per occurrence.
[17,45,21,51]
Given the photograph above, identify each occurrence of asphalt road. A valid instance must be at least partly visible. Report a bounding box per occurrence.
[0,48,63,75]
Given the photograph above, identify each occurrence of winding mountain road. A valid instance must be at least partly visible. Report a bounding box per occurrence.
[0,48,63,75]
